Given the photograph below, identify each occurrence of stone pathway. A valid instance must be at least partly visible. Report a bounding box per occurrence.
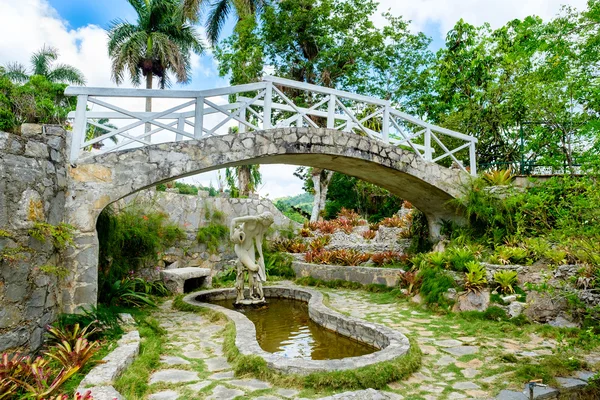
[144,287,597,400]
[147,300,397,399]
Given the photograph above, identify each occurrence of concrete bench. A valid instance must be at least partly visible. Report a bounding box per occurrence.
[160,267,212,294]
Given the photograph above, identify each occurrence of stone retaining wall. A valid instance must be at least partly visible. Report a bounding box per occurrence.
[292,261,405,287]
[0,125,68,351]
[184,286,410,375]
[118,189,299,272]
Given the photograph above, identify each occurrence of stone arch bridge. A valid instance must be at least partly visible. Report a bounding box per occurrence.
[62,76,477,311]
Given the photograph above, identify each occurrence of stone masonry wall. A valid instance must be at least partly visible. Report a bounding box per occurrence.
[118,189,299,275]
[0,124,68,351]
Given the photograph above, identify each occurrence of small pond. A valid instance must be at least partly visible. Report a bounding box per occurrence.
[210,297,378,360]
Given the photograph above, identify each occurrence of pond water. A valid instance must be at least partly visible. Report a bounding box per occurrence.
[210,297,378,360]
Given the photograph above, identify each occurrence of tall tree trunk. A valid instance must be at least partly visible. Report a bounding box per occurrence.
[310,168,334,222]
[145,72,153,136]
[238,165,251,197]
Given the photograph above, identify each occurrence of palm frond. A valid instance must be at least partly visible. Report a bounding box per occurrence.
[3,62,29,83]
[205,0,232,46]
[47,64,86,85]
[31,45,58,76]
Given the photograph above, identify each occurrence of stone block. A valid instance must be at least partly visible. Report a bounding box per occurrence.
[21,123,43,137]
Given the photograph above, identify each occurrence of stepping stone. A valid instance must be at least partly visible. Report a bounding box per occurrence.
[420,345,438,355]
[149,369,199,384]
[448,393,467,399]
[187,381,211,392]
[254,397,280,400]
[442,346,479,356]
[276,388,299,398]
[434,339,463,347]
[420,384,444,394]
[452,381,480,390]
[229,378,271,391]
[160,356,190,366]
[183,350,209,359]
[148,390,179,400]
[522,385,559,399]
[209,371,234,380]
[436,355,457,366]
[206,385,244,400]
[205,357,231,372]
[556,377,587,390]
[496,390,527,400]
[575,371,596,382]
[456,359,483,369]
[460,368,479,378]
[320,389,404,399]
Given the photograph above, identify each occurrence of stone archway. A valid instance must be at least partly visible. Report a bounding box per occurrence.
[62,127,468,312]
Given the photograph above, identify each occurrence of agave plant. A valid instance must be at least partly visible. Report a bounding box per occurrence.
[362,229,377,240]
[483,168,514,185]
[399,270,422,295]
[464,261,488,293]
[299,228,313,238]
[493,270,518,294]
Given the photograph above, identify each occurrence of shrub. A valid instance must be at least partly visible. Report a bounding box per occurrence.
[101,277,161,308]
[362,229,377,240]
[97,204,185,290]
[464,261,487,293]
[494,270,519,294]
[418,266,455,307]
[371,251,405,266]
[317,221,336,234]
[308,236,330,252]
[264,251,295,279]
[197,222,229,253]
[446,246,476,272]
[399,270,421,295]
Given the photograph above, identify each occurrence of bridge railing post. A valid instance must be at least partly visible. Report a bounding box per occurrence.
[263,82,273,129]
[424,127,433,161]
[469,141,477,175]
[382,104,390,143]
[176,116,184,141]
[239,104,246,134]
[69,94,88,165]
[327,94,336,129]
[194,96,204,139]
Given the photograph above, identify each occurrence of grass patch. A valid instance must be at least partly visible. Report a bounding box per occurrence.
[114,313,166,398]
[513,354,587,386]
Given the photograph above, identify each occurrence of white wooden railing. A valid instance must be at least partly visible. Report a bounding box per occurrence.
[65,75,477,174]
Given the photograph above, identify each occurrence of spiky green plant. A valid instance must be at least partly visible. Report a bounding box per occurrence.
[464,261,487,293]
[493,270,518,294]
[483,168,515,185]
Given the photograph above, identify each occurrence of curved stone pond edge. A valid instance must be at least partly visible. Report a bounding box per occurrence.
[183,286,412,375]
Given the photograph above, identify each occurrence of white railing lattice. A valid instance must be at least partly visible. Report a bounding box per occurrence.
[65,76,477,175]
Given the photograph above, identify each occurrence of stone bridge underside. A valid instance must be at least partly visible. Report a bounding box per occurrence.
[63,127,468,312]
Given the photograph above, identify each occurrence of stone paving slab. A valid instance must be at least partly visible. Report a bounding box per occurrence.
[160,355,190,365]
[205,356,231,372]
[229,378,271,391]
[148,390,179,400]
[206,385,244,400]
[187,381,212,392]
[149,369,199,384]
[79,386,124,400]
[441,346,479,356]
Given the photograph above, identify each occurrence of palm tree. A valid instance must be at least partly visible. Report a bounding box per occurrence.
[3,45,86,85]
[107,0,204,132]
[182,0,267,45]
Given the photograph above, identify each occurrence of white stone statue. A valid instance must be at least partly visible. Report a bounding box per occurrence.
[230,212,274,304]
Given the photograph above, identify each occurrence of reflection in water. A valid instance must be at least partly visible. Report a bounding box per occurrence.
[210,298,377,360]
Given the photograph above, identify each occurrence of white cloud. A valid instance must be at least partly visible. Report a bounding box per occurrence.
[374,0,588,37]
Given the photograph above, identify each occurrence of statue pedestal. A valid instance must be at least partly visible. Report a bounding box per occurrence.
[234,298,267,308]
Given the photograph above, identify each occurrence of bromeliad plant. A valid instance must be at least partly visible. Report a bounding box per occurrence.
[464,261,488,293]
[483,168,515,186]
[493,270,519,294]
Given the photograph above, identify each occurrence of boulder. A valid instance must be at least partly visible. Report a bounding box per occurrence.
[524,291,567,323]
[452,290,490,312]
[508,302,525,318]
